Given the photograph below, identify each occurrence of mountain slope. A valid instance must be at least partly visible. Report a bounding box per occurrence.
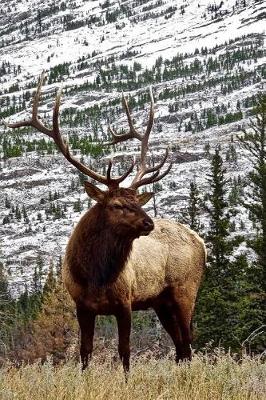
[0,0,265,293]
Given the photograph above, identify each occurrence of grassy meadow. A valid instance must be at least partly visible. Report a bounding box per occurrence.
[0,351,265,400]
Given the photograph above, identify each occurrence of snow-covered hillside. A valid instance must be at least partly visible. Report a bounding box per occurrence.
[0,0,265,293]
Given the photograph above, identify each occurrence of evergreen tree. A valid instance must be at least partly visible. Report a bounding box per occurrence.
[37,10,42,32]
[73,198,82,212]
[22,205,28,221]
[78,171,87,186]
[206,147,231,269]
[16,287,31,322]
[188,180,201,231]
[15,205,21,220]
[195,147,237,349]
[56,256,62,280]
[33,254,44,293]
[4,196,11,208]
[232,254,265,352]
[0,257,14,348]
[0,262,12,311]
[238,94,266,350]
[43,260,56,295]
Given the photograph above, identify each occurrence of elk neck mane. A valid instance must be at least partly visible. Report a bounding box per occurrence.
[66,203,134,287]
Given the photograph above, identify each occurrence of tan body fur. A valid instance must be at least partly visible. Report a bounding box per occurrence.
[63,218,206,315]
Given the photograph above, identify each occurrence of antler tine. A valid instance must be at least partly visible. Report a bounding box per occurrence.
[53,87,62,134]
[105,125,138,146]
[131,88,172,189]
[102,158,135,186]
[128,88,158,187]
[133,169,160,189]
[106,160,112,181]
[138,88,154,169]
[104,92,144,146]
[144,87,155,139]
[122,92,143,140]
[131,162,172,190]
[32,72,46,127]
[130,147,168,186]
[3,72,52,136]
[116,160,135,184]
[142,147,169,175]
[151,163,172,184]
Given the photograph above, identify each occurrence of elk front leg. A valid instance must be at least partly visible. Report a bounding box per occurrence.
[76,304,95,371]
[116,306,132,377]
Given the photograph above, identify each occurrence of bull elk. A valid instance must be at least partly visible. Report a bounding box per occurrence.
[4,74,206,375]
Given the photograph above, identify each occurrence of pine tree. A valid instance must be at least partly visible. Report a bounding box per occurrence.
[16,287,31,321]
[206,147,231,269]
[74,198,82,212]
[78,171,87,186]
[15,205,21,220]
[188,180,201,231]
[4,196,11,208]
[0,257,14,348]
[33,254,44,293]
[56,256,62,280]
[232,254,265,352]
[43,260,56,295]
[0,262,12,311]
[195,147,237,349]
[22,205,28,221]
[37,10,42,32]
[238,94,266,350]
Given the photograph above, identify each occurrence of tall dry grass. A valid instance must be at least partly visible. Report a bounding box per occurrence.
[0,351,265,400]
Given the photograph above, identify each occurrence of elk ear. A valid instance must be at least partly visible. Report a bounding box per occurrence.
[137,192,154,206]
[84,182,105,203]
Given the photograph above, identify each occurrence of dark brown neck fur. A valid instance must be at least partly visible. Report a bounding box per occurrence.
[67,204,134,287]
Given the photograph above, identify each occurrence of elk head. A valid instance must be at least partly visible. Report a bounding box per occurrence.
[85,184,154,238]
[3,73,171,238]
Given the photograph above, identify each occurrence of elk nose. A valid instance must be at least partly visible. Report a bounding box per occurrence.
[143,218,154,231]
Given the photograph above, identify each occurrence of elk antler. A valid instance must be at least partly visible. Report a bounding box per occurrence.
[107,88,172,190]
[3,73,134,189]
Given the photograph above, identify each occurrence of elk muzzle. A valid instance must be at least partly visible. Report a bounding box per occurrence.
[139,217,154,236]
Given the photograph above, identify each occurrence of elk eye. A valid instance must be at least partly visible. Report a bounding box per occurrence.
[113,204,123,210]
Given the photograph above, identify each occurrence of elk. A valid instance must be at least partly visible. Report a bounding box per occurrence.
[4,74,206,375]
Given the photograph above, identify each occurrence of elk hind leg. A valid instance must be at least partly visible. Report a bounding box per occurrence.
[172,289,195,362]
[76,304,95,370]
[154,304,183,363]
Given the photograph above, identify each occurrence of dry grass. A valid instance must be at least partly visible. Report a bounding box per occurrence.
[0,351,265,400]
